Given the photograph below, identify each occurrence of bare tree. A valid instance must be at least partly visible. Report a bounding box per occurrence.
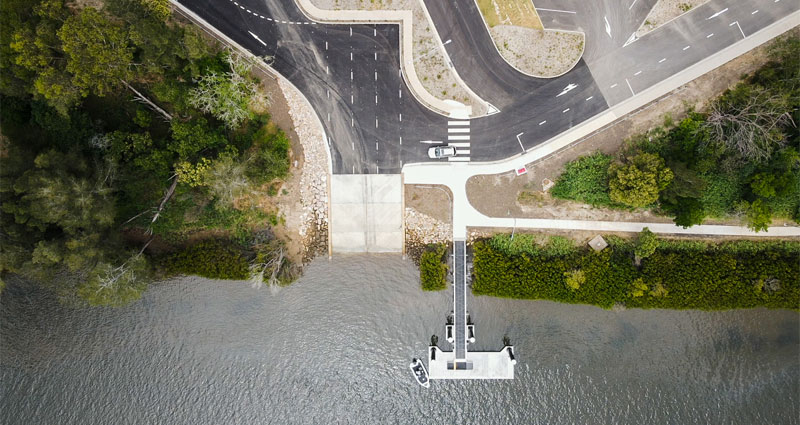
[121,80,173,121]
[703,89,794,163]
[188,50,258,129]
[248,246,287,288]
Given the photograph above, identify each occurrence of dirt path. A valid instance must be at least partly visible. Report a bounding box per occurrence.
[465,29,798,228]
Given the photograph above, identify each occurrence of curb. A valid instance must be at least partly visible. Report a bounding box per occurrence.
[292,0,491,118]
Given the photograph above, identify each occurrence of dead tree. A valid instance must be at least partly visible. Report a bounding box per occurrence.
[121,80,173,121]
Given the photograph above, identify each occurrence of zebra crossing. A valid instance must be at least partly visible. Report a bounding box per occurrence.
[447,120,471,162]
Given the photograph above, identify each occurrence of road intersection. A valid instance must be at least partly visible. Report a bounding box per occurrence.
[179,0,798,175]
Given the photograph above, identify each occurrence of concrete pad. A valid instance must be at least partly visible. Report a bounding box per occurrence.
[330,174,403,253]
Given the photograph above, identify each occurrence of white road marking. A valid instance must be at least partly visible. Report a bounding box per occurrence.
[562,108,570,113]
[448,157,471,162]
[351,141,354,150]
[281,20,287,23]
[375,142,378,150]
[448,142,470,147]
[351,118,354,127]
[374,52,377,60]
[399,114,402,122]
[267,17,272,21]
[245,9,251,13]
[707,8,728,20]
[352,165,355,173]
[556,83,578,97]
[399,90,402,99]
[327,113,330,121]
[448,135,470,140]
[707,33,714,38]
[350,27,352,36]
[623,32,637,47]
[634,70,642,76]
[326,65,329,74]
[536,8,576,14]
[239,6,244,10]
[350,70,353,80]
[375,118,378,128]
[374,71,377,80]
[448,120,470,126]
[658,58,667,63]
[585,96,593,101]
[374,28,377,36]
[448,128,470,133]
[628,0,639,10]
[538,120,547,125]
[625,78,635,96]
[603,16,612,38]
[327,89,329,98]
[247,31,267,46]
[752,10,759,15]
[516,132,525,151]
[456,149,471,155]
[610,83,618,88]
[325,41,328,50]
[731,21,746,38]
[351,95,354,104]
[683,45,691,50]
[350,52,353,61]
[375,95,378,104]
[399,137,402,145]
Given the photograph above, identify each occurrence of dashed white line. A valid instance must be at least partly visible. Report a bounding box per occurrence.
[399,137,402,145]
[349,27,352,36]
[634,70,642,76]
[351,118,354,127]
[751,10,759,15]
[585,96,593,101]
[538,120,547,125]
[325,41,328,50]
[350,70,353,80]
[351,95,354,104]
[399,90,402,99]
[374,28,377,36]
[375,142,378,151]
[610,83,618,88]
[683,45,691,50]
[327,113,330,121]
[628,0,639,10]
[350,52,353,61]
[326,65,329,74]
[374,52,377,60]
[706,8,728,20]
[562,108,570,113]
[374,71,377,81]
[706,33,714,38]
[327,89,330,98]
[375,118,378,128]
[375,95,378,104]
[399,114,402,122]
[658,58,667,63]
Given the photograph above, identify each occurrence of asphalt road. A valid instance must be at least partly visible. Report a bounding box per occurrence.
[178,0,798,174]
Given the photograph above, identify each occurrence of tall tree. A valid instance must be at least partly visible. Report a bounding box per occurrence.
[608,153,673,208]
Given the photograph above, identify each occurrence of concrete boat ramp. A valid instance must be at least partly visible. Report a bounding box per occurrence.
[427,240,516,380]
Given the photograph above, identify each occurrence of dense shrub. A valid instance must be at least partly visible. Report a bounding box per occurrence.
[420,244,448,291]
[472,236,800,310]
[163,239,249,280]
[550,153,614,206]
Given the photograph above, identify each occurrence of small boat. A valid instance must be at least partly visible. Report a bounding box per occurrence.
[409,358,430,388]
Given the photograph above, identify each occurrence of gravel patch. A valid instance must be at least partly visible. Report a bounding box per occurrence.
[636,0,709,37]
[491,25,584,77]
[311,0,483,112]
[405,207,451,262]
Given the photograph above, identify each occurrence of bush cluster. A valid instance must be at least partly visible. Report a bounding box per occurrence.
[472,236,799,310]
[163,239,249,280]
[420,244,448,291]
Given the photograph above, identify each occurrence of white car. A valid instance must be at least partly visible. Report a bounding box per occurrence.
[427,145,457,159]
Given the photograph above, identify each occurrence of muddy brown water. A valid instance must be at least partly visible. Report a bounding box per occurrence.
[2,255,798,424]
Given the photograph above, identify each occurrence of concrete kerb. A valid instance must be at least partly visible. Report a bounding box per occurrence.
[170,0,335,254]
[293,0,489,118]
[470,0,586,79]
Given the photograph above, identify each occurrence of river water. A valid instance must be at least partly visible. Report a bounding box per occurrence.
[1,255,798,424]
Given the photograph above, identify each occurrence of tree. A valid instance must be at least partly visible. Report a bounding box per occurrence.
[58,7,133,97]
[634,227,658,262]
[77,254,149,306]
[188,51,258,129]
[745,199,772,232]
[550,153,613,206]
[138,0,171,20]
[672,197,707,228]
[608,153,674,208]
[703,85,794,164]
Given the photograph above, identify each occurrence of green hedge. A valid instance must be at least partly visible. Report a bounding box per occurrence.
[163,239,249,280]
[420,244,448,291]
[472,238,800,310]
